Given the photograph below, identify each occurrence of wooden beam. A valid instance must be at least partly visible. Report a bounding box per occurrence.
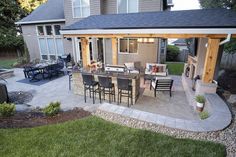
[80,37,90,67]
[202,38,220,83]
[111,37,118,65]
[63,34,236,39]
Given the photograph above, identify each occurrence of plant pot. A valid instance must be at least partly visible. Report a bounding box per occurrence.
[196,102,204,112]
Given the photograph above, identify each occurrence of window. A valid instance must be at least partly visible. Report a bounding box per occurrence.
[36,25,64,60]
[118,0,138,13]
[54,25,61,35]
[119,38,138,54]
[37,26,44,36]
[45,25,53,35]
[72,0,90,18]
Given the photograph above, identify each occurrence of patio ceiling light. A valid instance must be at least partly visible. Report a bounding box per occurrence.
[138,38,155,43]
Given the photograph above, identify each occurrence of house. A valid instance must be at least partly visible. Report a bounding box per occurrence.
[16,0,173,66]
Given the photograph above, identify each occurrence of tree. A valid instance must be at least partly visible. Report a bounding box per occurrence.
[17,0,47,13]
[0,0,26,48]
[199,0,236,69]
[166,45,180,61]
[199,0,236,10]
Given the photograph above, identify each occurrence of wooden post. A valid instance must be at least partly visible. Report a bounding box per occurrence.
[202,38,220,83]
[81,37,90,68]
[111,37,118,65]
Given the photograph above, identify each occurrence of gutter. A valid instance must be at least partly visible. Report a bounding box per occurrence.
[15,19,66,25]
[220,34,231,45]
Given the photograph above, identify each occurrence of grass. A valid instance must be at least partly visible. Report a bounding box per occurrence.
[0,116,226,157]
[0,58,17,69]
[166,62,185,75]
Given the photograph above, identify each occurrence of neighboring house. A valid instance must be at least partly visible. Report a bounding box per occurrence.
[172,39,189,62]
[16,0,173,66]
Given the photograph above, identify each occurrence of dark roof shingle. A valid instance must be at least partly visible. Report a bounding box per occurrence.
[17,0,64,24]
[64,9,236,30]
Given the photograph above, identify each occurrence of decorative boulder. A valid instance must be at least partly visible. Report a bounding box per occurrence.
[0,83,9,103]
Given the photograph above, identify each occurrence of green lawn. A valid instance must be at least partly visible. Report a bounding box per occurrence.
[167,62,185,75]
[0,116,225,157]
[0,58,17,69]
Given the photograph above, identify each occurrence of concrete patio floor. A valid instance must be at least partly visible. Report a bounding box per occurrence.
[3,68,198,120]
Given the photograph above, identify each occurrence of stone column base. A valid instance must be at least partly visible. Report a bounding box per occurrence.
[195,80,217,95]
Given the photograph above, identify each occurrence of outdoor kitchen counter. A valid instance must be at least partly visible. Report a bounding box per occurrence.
[72,69,140,104]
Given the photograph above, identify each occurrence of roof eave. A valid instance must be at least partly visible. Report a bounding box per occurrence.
[60,28,236,35]
[15,19,65,25]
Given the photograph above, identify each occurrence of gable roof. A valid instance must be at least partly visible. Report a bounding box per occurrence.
[63,9,236,30]
[16,0,65,25]
[172,39,187,45]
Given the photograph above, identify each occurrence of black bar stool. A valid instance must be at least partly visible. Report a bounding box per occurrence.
[117,78,133,107]
[82,73,99,104]
[98,76,115,103]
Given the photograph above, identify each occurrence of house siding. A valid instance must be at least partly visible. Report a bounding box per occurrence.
[139,0,162,12]
[21,22,72,61]
[101,0,162,15]
[64,0,101,26]
[21,25,41,61]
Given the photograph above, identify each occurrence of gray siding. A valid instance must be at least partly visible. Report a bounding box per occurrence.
[21,25,41,61]
[101,0,117,14]
[21,22,72,61]
[101,0,162,15]
[64,0,101,26]
[139,0,162,12]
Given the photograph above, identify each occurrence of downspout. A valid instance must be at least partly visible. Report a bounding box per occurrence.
[220,34,231,45]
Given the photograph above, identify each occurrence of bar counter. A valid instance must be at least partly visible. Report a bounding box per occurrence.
[72,69,140,104]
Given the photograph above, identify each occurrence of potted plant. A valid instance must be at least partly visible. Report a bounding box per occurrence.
[195,95,205,112]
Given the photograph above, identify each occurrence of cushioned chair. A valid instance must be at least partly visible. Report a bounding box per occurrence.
[150,78,173,97]
[145,63,168,76]
[124,61,141,74]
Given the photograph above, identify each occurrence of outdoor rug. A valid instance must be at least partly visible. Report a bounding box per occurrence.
[16,78,50,86]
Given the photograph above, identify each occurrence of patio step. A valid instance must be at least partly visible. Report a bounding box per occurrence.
[95,97,232,132]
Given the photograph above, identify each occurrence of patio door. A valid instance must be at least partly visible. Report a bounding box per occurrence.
[75,38,93,63]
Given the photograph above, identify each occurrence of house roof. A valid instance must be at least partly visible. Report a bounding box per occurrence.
[63,9,236,30]
[16,0,65,25]
[172,39,187,45]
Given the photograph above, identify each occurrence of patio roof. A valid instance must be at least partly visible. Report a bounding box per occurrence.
[61,9,236,37]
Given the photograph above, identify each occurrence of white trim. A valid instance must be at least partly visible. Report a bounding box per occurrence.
[60,28,236,35]
[72,0,90,18]
[15,19,65,25]
[117,0,139,14]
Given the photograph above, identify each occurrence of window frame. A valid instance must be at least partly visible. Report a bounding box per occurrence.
[72,0,90,18]
[117,0,139,14]
[118,38,138,55]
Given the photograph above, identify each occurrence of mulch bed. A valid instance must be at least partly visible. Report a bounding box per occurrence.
[0,108,91,129]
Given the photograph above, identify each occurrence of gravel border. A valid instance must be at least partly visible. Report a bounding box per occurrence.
[94,109,236,157]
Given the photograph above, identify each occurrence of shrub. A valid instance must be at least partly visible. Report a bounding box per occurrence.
[195,95,206,104]
[199,111,209,120]
[43,102,61,116]
[0,102,16,117]
[166,45,180,61]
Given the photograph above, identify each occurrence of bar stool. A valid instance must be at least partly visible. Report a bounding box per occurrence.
[117,78,133,107]
[82,73,99,104]
[98,76,115,103]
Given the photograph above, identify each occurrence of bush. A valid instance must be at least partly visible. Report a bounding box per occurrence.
[43,102,61,116]
[166,45,180,61]
[0,102,16,117]
[195,95,206,104]
[199,111,209,120]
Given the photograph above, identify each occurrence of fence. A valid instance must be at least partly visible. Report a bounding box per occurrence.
[0,47,23,58]
[220,52,236,70]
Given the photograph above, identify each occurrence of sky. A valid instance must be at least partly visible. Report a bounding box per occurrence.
[172,0,201,11]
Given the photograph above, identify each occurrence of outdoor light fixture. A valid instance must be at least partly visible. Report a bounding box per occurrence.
[138,38,155,43]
